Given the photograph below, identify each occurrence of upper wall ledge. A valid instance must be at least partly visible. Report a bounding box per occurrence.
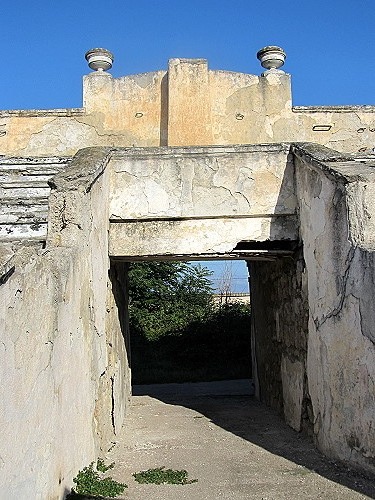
[293,105,375,113]
[0,108,84,117]
[2,104,375,118]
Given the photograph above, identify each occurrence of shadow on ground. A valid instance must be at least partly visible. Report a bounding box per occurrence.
[134,381,375,499]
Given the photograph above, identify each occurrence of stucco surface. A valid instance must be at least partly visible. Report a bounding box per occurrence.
[109,145,295,219]
[0,245,98,499]
[1,59,375,155]
[294,144,375,473]
[0,148,130,499]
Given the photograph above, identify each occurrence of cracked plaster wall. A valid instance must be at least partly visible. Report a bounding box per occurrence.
[294,145,375,473]
[0,245,98,499]
[0,148,130,499]
[108,144,298,257]
[1,60,375,156]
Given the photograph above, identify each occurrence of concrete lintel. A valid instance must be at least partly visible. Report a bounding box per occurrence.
[109,216,298,258]
[111,143,292,160]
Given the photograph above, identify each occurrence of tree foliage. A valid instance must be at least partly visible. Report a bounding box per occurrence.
[128,261,214,341]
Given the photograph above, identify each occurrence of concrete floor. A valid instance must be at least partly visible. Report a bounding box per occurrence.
[106,380,375,500]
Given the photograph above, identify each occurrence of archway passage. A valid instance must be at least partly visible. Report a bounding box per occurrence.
[107,142,307,434]
[109,243,305,415]
[3,141,374,500]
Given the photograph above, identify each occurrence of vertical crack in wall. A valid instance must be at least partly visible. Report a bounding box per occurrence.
[313,245,357,330]
[110,375,116,435]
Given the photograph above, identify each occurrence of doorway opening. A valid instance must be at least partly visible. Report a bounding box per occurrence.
[125,259,252,388]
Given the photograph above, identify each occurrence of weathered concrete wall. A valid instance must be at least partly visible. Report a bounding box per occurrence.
[0,148,131,499]
[1,59,375,156]
[249,144,375,473]
[1,245,98,499]
[249,250,310,433]
[293,144,375,473]
[108,144,297,258]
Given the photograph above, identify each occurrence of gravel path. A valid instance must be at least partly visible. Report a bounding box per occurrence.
[105,380,375,500]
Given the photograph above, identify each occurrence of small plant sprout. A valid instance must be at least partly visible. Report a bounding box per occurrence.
[96,458,115,473]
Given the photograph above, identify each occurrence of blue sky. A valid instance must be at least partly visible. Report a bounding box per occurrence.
[1,0,374,291]
[1,0,374,110]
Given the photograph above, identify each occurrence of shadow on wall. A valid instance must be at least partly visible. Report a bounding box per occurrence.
[160,73,169,146]
[249,145,310,432]
[109,261,131,370]
[134,385,375,499]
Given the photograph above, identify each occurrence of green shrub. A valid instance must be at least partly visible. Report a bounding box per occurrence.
[128,262,213,341]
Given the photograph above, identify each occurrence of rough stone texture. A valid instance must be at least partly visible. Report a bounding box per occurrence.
[293,143,375,474]
[248,249,309,433]
[281,357,305,432]
[0,148,130,499]
[1,60,375,155]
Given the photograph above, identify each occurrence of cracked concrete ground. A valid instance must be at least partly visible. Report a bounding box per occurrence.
[106,380,375,500]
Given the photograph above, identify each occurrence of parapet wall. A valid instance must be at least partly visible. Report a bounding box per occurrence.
[1,58,375,156]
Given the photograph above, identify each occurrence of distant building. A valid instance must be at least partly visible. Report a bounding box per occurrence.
[213,292,250,305]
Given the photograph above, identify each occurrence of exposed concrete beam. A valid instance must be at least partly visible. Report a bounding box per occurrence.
[109,215,298,258]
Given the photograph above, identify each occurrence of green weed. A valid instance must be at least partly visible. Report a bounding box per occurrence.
[133,466,198,485]
[96,458,115,473]
[70,459,127,498]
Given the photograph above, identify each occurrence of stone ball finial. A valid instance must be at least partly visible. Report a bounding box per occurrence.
[85,48,114,72]
[256,46,286,73]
